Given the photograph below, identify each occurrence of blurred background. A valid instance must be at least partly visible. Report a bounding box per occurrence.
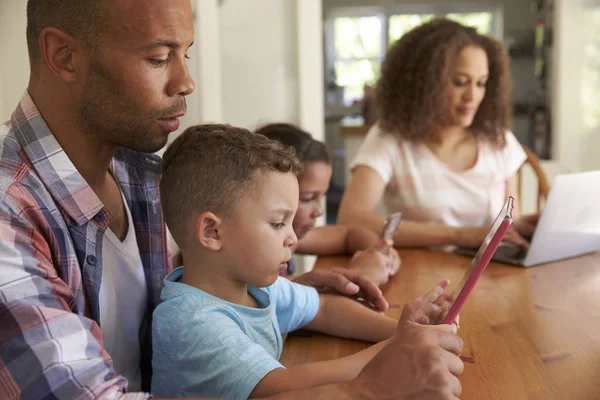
[1,0,598,270]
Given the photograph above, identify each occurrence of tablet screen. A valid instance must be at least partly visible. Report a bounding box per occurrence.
[439,197,514,323]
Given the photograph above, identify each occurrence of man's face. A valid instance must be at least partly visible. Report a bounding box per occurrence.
[77,0,195,153]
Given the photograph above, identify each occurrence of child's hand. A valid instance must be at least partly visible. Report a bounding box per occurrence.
[385,246,401,276]
[348,240,400,286]
[412,280,459,328]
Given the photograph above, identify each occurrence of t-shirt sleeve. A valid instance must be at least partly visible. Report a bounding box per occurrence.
[269,277,320,334]
[349,124,396,185]
[151,299,282,400]
[500,131,528,178]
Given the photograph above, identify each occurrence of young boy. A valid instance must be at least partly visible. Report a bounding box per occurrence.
[151,124,449,399]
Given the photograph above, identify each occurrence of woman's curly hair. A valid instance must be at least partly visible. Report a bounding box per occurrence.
[376,18,512,147]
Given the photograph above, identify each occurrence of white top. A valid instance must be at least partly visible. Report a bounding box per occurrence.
[99,195,147,392]
[350,124,527,227]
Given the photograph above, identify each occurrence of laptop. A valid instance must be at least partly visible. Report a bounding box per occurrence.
[456,170,600,267]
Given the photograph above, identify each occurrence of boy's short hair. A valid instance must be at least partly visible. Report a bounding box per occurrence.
[160,124,303,248]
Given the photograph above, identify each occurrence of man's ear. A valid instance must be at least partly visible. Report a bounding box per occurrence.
[193,212,223,251]
[39,27,84,83]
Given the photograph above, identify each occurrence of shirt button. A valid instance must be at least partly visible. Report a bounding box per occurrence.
[93,213,104,222]
[86,255,97,266]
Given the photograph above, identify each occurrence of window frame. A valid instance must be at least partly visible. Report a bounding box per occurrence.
[325,2,504,104]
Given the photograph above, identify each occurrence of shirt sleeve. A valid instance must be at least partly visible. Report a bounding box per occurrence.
[500,131,528,178]
[349,124,397,185]
[0,186,146,400]
[151,300,283,400]
[269,277,320,334]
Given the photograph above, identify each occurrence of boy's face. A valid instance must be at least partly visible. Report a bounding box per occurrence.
[220,171,299,287]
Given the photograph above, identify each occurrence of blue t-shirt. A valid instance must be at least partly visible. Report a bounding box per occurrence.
[151,267,320,399]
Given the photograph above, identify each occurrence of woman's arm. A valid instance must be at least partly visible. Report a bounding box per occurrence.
[338,166,484,248]
[295,225,380,256]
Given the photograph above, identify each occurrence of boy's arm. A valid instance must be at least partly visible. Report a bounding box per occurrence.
[251,280,458,399]
[304,293,397,342]
[295,225,379,256]
[250,339,389,399]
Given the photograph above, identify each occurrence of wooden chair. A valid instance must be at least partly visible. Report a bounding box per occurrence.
[518,144,550,212]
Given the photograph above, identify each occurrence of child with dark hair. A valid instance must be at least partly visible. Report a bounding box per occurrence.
[258,123,400,286]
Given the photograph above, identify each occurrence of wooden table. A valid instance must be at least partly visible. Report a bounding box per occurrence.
[280,249,600,399]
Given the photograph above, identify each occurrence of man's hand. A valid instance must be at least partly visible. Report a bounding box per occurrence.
[293,267,388,312]
[352,297,464,400]
[348,240,401,286]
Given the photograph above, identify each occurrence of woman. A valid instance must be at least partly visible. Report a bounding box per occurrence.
[338,18,538,249]
[257,123,401,285]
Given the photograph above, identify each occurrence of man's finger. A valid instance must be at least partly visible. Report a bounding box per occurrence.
[443,352,465,377]
[433,328,463,356]
[448,371,463,396]
[327,271,360,295]
[331,268,382,293]
[349,274,388,312]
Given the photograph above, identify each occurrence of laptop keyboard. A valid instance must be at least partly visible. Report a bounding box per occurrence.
[494,243,527,260]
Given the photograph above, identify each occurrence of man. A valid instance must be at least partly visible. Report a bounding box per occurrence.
[0,0,463,399]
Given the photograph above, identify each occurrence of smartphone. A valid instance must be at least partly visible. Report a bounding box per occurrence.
[379,213,401,255]
[440,197,514,325]
[380,212,402,241]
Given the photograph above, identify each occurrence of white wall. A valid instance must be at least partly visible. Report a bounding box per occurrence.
[552,0,600,173]
[219,0,300,130]
[297,0,326,142]
[0,0,29,121]
[219,0,324,272]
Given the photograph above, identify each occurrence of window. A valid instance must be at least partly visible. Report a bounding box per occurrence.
[326,5,502,106]
[582,9,600,129]
[333,16,383,104]
[446,12,494,35]
[388,14,435,44]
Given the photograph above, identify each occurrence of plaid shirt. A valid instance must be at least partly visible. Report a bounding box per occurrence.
[0,93,172,400]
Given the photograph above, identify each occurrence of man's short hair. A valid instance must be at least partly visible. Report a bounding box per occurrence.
[160,124,303,248]
[26,0,108,64]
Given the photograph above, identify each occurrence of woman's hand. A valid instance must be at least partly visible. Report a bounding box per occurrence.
[512,213,540,240]
[455,224,529,249]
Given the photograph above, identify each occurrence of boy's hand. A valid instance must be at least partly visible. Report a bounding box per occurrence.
[354,298,464,399]
[293,268,388,312]
[412,279,459,327]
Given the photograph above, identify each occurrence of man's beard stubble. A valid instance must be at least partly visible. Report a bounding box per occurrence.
[76,56,186,153]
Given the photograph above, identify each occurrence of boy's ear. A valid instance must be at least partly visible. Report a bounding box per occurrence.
[194,212,223,251]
